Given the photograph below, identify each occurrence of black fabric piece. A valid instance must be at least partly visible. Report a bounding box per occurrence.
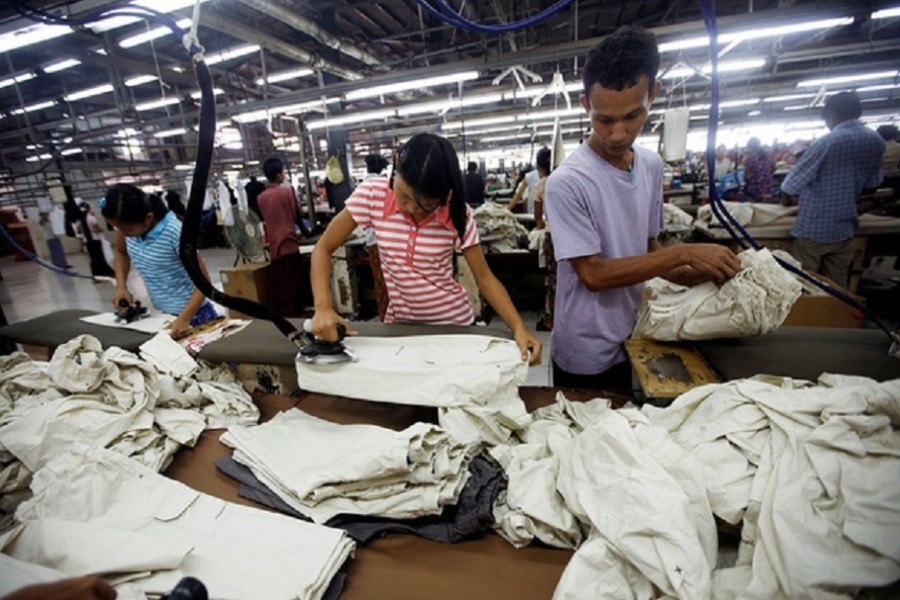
[214,453,506,545]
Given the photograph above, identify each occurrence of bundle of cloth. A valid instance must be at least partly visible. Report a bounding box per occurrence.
[632,248,802,341]
[473,202,529,253]
[696,201,797,229]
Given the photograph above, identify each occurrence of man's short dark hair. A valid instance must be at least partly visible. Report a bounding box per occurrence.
[583,26,660,93]
[536,148,551,171]
[824,92,862,123]
[467,161,478,172]
[263,157,284,183]
[877,124,899,141]
[364,153,389,174]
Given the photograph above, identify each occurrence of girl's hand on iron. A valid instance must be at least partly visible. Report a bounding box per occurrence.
[310,310,356,342]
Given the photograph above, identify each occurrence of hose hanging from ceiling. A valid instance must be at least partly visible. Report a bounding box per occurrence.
[12,1,304,344]
[697,0,899,348]
[413,0,577,34]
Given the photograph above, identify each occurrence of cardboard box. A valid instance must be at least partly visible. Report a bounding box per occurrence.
[219,262,270,320]
[781,273,863,329]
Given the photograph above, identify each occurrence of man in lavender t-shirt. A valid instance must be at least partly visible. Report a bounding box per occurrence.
[544,27,740,390]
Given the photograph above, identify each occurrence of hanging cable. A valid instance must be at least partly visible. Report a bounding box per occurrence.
[12,0,304,344]
[413,0,576,34]
[697,0,899,349]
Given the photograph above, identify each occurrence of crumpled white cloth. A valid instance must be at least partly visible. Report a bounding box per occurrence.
[296,334,531,446]
[554,406,717,600]
[5,449,354,600]
[664,203,694,228]
[473,202,528,252]
[633,248,802,341]
[643,375,900,599]
[221,409,470,524]
[0,336,258,517]
[139,332,198,378]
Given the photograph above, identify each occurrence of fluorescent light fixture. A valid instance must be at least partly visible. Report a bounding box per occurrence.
[396,93,503,116]
[762,92,817,103]
[65,84,114,102]
[221,142,243,150]
[154,128,187,138]
[748,110,762,116]
[0,23,71,54]
[10,100,57,115]
[662,58,766,79]
[443,115,517,129]
[658,17,853,53]
[190,88,224,99]
[255,67,314,86]
[872,7,900,19]
[125,75,158,87]
[61,147,83,156]
[0,72,36,90]
[233,98,340,123]
[797,70,899,88]
[345,71,479,100]
[25,153,53,162]
[856,83,900,93]
[306,108,396,130]
[206,45,260,66]
[783,105,811,111]
[43,59,80,73]
[690,98,761,110]
[175,163,194,171]
[480,133,533,143]
[119,18,192,48]
[135,97,180,111]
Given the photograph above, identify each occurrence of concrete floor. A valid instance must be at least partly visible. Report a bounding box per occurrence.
[0,248,554,386]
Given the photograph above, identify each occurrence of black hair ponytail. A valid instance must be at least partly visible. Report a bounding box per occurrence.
[395,133,467,241]
[102,183,168,224]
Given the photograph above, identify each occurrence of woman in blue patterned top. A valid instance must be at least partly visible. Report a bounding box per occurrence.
[101,184,218,335]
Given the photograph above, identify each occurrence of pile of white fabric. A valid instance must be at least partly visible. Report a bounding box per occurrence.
[664,203,695,228]
[221,409,470,523]
[1,448,354,600]
[0,334,258,517]
[473,202,529,253]
[643,374,900,600]
[633,248,802,341]
[295,334,531,447]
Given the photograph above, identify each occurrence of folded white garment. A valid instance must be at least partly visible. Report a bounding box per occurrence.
[11,449,355,600]
[633,248,802,341]
[139,332,198,378]
[222,409,470,523]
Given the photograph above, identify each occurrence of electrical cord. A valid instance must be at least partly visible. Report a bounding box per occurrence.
[12,0,303,344]
[413,0,577,34]
[697,0,899,349]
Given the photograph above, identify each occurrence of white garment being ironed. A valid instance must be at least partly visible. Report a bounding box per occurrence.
[295,334,531,446]
[8,449,354,600]
[632,249,801,341]
[221,409,470,523]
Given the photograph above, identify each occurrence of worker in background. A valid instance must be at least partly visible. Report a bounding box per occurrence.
[509,149,548,214]
[244,175,265,221]
[364,153,390,181]
[39,211,70,269]
[75,201,115,281]
[464,161,485,206]
[781,92,884,287]
[528,148,552,229]
[257,157,308,317]
[544,26,740,390]
[310,132,542,365]
[165,189,186,220]
[102,183,219,336]
[877,124,900,200]
[714,144,734,175]
[742,137,775,202]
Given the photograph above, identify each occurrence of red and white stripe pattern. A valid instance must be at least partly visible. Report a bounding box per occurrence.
[346,178,479,325]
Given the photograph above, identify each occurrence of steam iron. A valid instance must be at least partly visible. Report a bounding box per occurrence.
[115,299,150,324]
[297,320,356,365]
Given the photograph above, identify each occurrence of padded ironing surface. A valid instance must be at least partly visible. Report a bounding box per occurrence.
[695,327,900,382]
[197,318,513,367]
[0,309,151,352]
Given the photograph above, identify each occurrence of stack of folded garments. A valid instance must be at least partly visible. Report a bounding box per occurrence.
[221,409,471,523]
[473,202,528,252]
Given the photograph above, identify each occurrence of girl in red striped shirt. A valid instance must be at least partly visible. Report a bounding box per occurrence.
[310,133,542,365]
